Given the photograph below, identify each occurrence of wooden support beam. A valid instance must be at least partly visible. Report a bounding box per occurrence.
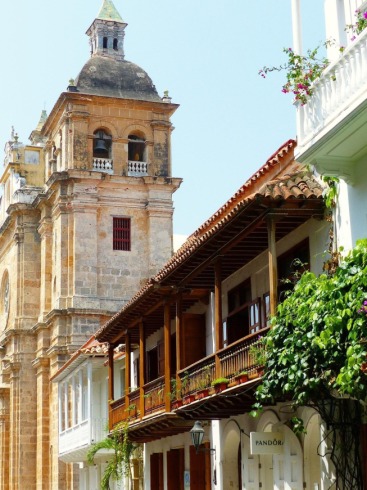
[125,334,131,415]
[164,301,171,412]
[139,320,145,417]
[175,293,183,395]
[108,344,114,430]
[267,217,278,318]
[214,258,223,377]
[108,344,114,402]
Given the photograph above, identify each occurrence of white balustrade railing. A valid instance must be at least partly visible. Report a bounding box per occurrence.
[297,27,367,150]
[127,160,148,176]
[93,158,113,173]
[59,417,108,455]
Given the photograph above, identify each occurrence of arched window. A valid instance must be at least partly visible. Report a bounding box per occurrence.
[128,134,146,162]
[103,37,108,49]
[93,129,112,159]
[113,38,118,51]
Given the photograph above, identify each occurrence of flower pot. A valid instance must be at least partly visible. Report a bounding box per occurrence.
[235,373,249,384]
[257,367,265,377]
[196,388,210,400]
[183,394,196,405]
[213,382,228,394]
[172,399,183,409]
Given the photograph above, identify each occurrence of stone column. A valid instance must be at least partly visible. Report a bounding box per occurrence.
[33,355,51,490]
[0,385,10,490]
[38,212,53,322]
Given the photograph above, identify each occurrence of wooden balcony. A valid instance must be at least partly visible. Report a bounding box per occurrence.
[175,330,268,420]
[109,330,268,441]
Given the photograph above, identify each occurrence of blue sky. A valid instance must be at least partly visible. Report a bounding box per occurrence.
[0,0,325,236]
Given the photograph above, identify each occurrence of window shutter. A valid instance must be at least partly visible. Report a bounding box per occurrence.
[113,217,131,251]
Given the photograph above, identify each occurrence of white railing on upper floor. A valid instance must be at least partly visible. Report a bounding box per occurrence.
[93,158,113,173]
[59,417,108,455]
[127,160,148,176]
[297,26,367,151]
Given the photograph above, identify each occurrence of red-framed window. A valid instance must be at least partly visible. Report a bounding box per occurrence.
[113,217,131,251]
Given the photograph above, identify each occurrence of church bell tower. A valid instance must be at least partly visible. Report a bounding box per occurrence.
[0,1,181,488]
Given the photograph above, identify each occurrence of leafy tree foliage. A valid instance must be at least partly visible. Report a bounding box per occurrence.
[254,239,367,412]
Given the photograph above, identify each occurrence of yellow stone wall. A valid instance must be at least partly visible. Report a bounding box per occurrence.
[0,90,181,489]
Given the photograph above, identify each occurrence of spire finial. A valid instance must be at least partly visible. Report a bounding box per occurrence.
[86,0,127,61]
[97,0,124,22]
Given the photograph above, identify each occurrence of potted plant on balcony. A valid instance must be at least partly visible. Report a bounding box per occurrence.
[211,377,229,394]
[126,403,138,419]
[235,371,249,384]
[167,373,189,410]
[196,366,211,399]
[249,338,266,376]
[169,378,183,409]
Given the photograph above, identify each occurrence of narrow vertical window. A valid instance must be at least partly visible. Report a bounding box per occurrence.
[113,38,118,50]
[113,217,131,251]
[103,37,108,49]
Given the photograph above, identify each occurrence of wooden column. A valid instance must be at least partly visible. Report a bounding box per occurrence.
[108,344,114,431]
[125,334,131,413]
[164,301,171,412]
[214,258,223,376]
[139,320,146,417]
[267,217,278,318]
[175,293,183,395]
[108,344,114,403]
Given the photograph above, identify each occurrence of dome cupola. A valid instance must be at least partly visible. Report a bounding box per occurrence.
[75,0,161,102]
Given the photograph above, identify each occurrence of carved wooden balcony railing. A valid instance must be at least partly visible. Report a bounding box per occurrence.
[144,377,165,415]
[219,328,269,383]
[179,356,216,398]
[110,329,269,430]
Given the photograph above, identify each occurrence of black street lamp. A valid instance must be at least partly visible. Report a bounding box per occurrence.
[190,421,205,452]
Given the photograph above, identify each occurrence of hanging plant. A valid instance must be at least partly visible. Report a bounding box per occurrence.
[87,421,139,490]
[258,42,332,105]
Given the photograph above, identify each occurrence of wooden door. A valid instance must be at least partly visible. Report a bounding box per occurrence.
[190,444,211,490]
[150,453,164,490]
[167,448,185,490]
[182,314,206,368]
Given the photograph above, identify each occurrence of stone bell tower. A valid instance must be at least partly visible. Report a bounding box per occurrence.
[0,0,181,488]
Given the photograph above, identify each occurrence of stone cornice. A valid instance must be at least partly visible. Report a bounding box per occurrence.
[44,307,115,325]
[31,356,50,371]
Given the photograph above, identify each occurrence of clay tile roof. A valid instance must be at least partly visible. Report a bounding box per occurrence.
[51,336,123,381]
[192,139,297,235]
[95,139,325,342]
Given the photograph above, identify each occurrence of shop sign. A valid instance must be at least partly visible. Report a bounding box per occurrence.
[250,431,284,454]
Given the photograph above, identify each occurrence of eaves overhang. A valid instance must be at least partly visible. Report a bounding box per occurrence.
[96,167,325,345]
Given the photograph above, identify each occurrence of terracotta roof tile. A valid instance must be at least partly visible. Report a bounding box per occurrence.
[96,140,325,341]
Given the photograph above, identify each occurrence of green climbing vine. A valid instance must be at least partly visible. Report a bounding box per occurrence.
[252,239,367,489]
[253,239,367,411]
[87,421,139,490]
